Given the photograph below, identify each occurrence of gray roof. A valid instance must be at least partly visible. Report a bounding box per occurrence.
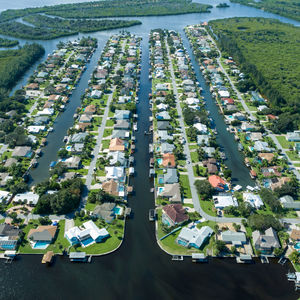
[28,230,53,241]
[160,183,181,203]
[0,224,21,237]
[164,169,178,184]
[70,133,88,143]
[93,203,116,223]
[252,227,280,250]
[114,120,130,129]
[157,121,171,130]
[221,230,246,244]
[161,143,175,153]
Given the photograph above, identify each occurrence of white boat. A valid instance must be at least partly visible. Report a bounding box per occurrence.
[129,167,135,175]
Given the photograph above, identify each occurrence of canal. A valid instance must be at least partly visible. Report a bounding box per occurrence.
[0,1,300,299]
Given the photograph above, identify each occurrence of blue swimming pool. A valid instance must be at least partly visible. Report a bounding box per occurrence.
[113,207,121,215]
[294,242,300,251]
[81,237,94,247]
[33,241,50,249]
[158,177,164,184]
[157,158,163,165]
[158,187,164,194]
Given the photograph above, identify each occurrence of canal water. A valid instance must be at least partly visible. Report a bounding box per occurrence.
[0,1,299,299]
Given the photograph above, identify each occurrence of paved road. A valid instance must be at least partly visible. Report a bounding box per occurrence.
[166,39,243,223]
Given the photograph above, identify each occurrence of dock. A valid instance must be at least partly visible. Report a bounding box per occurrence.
[260,255,269,264]
[172,255,183,261]
[42,251,54,264]
[0,251,17,263]
[287,272,300,291]
[236,254,252,264]
[192,253,208,263]
[69,252,87,262]
[149,209,156,221]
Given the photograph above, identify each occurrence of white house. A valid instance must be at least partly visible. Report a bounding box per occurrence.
[105,166,125,181]
[0,191,11,204]
[13,192,39,206]
[243,192,264,209]
[213,193,238,209]
[193,123,208,134]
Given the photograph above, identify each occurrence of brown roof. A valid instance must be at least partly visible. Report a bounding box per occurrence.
[207,163,218,174]
[76,123,91,132]
[162,204,189,224]
[85,105,96,114]
[102,179,118,196]
[162,153,176,168]
[258,153,275,162]
[109,138,125,151]
[27,83,39,90]
[291,229,300,241]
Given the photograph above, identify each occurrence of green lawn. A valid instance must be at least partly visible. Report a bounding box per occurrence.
[69,218,124,255]
[286,151,300,161]
[103,128,113,138]
[105,119,114,127]
[199,199,217,217]
[179,174,192,198]
[276,135,294,149]
[190,151,199,163]
[101,140,110,150]
[18,220,69,254]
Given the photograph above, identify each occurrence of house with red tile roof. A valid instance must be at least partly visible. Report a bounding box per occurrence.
[162,204,189,227]
[208,175,227,191]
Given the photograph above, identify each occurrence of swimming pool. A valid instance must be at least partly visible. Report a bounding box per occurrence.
[158,177,164,184]
[157,158,163,165]
[33,241,50,249]
[81,237,94,247]
[294,242,300,251]
[158,187,164,194]
[113,206,123,215]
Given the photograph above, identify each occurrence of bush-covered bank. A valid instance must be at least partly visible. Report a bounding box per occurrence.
[209,17,300,132]
[0,37,19,47]
[0,0,212,22]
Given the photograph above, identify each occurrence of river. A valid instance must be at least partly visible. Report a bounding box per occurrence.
[0,1,299,299]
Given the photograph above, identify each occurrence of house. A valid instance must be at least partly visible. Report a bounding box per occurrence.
[0,173,11,187]
[13,192,39,206]
[203,147,216,158]
[91,90,102,99]
[33,116,50,126]
[112,129,130,139]
[108,151,126,166]
[193,123,208,134]
[160,183,181,203]
[279,195,300,210]
[287,131,300,142]
[213,193,238,209]
[4,158,17,168]
[221,230,246,246]
[156,83,168,91]
[70,132,88,143]
[93,202,116,223]
[37,108,54,116]
[197,135,210,146]
[206,163,218,174]
[27,126,46,134]
[28,225,57,243]
[253,141,272,152]
[208,175,227,191]
[114,120,130,130]
[161,143,175,154]
[101,179,119,197]
[71,143,84,154]
[79,114,93,123]
[12,146,32,158]
[248,132,263,141]
[114,110,130,120]
[156,111,171,120]
[176,226,213,249]
[109,138,125,152]
[258,153,275,163]
[61,156,81,169]
[162,153,176,168]
[157,121,172,130]
[243,192,264,209]
[252,227,280,254]
[84,105,97,115]
[162,204,189,227]
[164,169,178,184]
[65,220,109,247]
[158,130,173,141]
[290,229,300,241]
[105,166,125,181]
[157,103,168,111]
[0,224,21,250]
[0,191,11,204]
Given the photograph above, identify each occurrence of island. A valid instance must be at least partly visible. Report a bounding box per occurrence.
[216,3,230,8]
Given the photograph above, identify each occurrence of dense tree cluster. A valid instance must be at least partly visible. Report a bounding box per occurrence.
[0,37,18,47]
[35,178,84,214]
[210,17,300,132]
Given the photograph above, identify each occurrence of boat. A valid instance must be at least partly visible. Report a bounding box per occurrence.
[172,255,183,261]
[49,161,57,169]
[31,159,38,168]
[236,254,252,264]
[129,167,135,175]
[133,123,138,131]
[3,250,17,263]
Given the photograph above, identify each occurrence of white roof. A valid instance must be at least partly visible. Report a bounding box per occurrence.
[13,192,39,205]
[178,226,213,248]
[27,126,46,133]
[0,191,11,203]
[37,108,54,116]
[243,192,264,209]
[185,98,200,105]
[213,194,238,209]
[218,90,230,98]
[105,166,124,180]
[193,123,207,133]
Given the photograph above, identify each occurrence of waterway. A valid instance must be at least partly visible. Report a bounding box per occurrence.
[0,1,299,299]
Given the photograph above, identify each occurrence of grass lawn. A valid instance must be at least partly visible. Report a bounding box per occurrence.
[69,218,124,255]
[103,128,113,138]
[18,220,69,254]
[200,199,217,217]
[85,202,97,212]
[294,163,300,167]
[286,151,300,161]
[177,159,186,167]
[189,144,198,150]
[179,174,192,198]
[101,140,110,150]
[190,151,199,163]
[276,135,294,149]
[105,119,114,127]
